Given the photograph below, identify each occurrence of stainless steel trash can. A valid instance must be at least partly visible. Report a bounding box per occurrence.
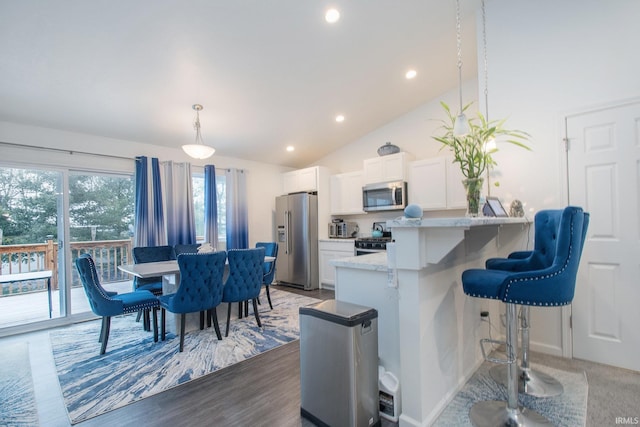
[299,299,380,427]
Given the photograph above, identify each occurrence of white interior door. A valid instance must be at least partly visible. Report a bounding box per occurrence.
[566,99,640,371]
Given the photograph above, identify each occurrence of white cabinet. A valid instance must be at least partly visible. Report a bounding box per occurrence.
[409,157,447,210]
[363,152,413,184]
[319,240,355,289]
[330,171,365,215]
[445,160,467,209]
[282,166,319,194]
[408,156,467,210]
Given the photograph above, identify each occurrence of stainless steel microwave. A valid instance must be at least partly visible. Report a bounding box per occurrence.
[362,181,407,212]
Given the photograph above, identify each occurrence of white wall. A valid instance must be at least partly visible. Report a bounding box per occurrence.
[0,121,290,247]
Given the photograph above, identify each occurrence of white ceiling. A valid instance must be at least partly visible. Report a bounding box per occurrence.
[0,0,480,168]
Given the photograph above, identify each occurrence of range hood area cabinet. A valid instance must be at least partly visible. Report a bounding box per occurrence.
[363,151,414,185]
[330,171,365,215]
[408,156,466,210]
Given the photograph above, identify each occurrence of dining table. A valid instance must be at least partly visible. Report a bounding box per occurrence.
[118,256,275,334]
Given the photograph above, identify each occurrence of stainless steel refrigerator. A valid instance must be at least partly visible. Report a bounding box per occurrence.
[275,192,319,290]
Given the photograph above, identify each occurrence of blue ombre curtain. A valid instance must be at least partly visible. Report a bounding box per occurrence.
[225,168,248,249]
[162,161,196,246]
[134,156,166,247]
[204,165,219,249]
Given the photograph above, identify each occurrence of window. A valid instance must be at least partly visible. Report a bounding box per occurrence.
[192,173,226,242]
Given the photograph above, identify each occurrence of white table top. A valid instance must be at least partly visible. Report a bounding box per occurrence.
[119,256,275,279]
[0,270,53,282]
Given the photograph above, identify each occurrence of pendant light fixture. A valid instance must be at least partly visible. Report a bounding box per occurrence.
[481,0,496,196]
[453,0,470,136]
[182,104,216,160]
[482,0,497,152]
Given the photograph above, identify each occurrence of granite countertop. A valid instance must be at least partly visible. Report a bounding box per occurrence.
[319,238,357,243]
[387,216,530,228]
[329,252,388,272]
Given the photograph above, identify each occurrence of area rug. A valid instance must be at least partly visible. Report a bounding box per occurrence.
[0,342,39,426]
[50,288,320,424]
[433,361,588,426]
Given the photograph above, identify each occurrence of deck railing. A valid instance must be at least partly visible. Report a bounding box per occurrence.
[0,239,133,295]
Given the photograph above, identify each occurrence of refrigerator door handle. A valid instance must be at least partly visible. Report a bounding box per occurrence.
[284,210,290,255]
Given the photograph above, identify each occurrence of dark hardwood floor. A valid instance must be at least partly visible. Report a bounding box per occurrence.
[78,286,359,427]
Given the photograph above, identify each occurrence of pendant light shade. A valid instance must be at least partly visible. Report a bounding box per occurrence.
[454,113,470,136]
[182,104,215,159]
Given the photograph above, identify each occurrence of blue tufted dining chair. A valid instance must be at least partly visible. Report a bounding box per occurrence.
[461,206,588,426]
[158,251,227,352]
[256,242,278,310]
[75,254,160,355]
[483,208,589,398]
[132,245,175,295]
[173,244,201,256]
[132,245,174,330]
[222,247,265,337]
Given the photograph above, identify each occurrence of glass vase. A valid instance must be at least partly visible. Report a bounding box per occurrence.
[463,177,484,217]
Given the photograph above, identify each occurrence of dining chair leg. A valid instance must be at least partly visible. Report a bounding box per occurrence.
[179,313,186,352]
[244,300,249,317]
[265,285,273,310]
[210,307,222,340]
[99,316,108,342]
[199,311,205,330]
[226,303,232,337]
[100,316,111,355]
[252,298,262,328]
[161,308,166,341]
[238,302,243,319]
[206,309,212,328]
[152,308,158,343]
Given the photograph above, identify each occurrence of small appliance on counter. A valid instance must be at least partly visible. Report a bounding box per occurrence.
[328,219,359,239]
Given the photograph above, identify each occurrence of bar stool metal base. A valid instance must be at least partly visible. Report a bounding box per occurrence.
[489,364,564,397]
[469,400,552,427]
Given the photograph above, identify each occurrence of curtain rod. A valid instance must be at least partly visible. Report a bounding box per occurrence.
[0,141,136,161]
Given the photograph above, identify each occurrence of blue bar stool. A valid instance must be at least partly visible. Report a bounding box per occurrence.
[484,208,588,398]
[461,206,588,426]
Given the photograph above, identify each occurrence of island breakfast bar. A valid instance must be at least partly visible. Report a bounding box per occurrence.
[331,216,530,427]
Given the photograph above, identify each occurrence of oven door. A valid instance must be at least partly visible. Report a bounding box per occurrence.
[355,247,385,256]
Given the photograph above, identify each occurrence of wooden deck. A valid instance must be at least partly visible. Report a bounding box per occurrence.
[0,280,134,329]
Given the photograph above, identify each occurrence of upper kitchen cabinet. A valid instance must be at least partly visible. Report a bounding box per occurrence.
[283,166,322,194]
[408,156,466,210]
[363,152,414,185]
[330,171,365,215]
[409,157,447,210]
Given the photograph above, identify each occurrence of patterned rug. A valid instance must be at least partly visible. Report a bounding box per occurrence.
[0,342,39,426]
[50,288,320,424]
[433,361,588,426]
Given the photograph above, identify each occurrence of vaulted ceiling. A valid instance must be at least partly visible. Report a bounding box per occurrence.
[0,1,480,168]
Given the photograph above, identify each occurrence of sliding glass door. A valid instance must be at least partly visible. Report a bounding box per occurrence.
[0,165,134,330]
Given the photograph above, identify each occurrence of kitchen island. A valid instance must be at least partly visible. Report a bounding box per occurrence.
[331,216,530,427]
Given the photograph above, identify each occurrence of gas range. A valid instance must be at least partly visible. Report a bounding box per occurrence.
[354,237,393,254]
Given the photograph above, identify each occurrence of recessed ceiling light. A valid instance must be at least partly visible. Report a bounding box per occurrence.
[406,69,417,79]
[286,145,295,152]
[325,9,340,23]
[335,115,345,123]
